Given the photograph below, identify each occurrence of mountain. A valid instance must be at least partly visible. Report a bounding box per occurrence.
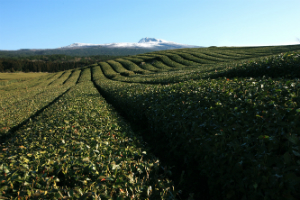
[61,37,201,50]
[138,37,167,43]
[0,38,201,58]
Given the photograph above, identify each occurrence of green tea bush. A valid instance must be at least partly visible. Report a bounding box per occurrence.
[123,56,144,63]
[77,68,91,83]
[63,70,81,85]
[149,60,172,71]
[0,70,79,138]
[158,52,195,66]
[210,52,300,79]
[138,62,161,72]
[2,45,300,200]
[146,54,187,69]
[106,60,134,76]
[116,59,149,74]
[93,52,300,200]
[99,62,119,79]
[91,66,106,80]
[0,80,177,199]
[174,52,215,64]
[48,70,72,86]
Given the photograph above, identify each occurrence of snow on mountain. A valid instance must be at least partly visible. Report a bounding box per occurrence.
[60,38,200,50]
[63,43,101,48]
[138,37,168,43]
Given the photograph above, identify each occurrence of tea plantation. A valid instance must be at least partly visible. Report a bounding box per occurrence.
[1,45,300,200]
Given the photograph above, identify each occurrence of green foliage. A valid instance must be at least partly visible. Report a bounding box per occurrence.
[0,70,79,138]
[158,52,196,66]
[123,56,162,72]
[172,51,215,64]
[1,45,300,200]
[116,58,149,74]
[106,60,135,75]
[77,68,91,83]
[0,76,176,199]
[99,62,119,79]
[149,60,173,71]
[144,54,188,69]
[91,50,300,200]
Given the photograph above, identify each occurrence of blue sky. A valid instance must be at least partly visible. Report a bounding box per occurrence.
[0,0,299,50]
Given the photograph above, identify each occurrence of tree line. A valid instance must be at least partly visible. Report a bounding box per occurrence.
[0,54,124,72]
[0,47,154,58]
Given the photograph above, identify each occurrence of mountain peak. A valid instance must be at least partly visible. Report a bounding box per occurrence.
[138,37,167,43]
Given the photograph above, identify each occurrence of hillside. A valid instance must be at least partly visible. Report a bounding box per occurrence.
[1,44,300,199]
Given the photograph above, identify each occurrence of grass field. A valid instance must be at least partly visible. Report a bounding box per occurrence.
[1,45,300,200]
[0,72,48,81]
[0,73,49,88]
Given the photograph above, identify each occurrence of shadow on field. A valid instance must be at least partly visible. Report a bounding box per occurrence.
[0,88,71,143]
[91,80,211,200]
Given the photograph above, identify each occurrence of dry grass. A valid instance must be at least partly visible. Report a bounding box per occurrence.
[0,72,49,81]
